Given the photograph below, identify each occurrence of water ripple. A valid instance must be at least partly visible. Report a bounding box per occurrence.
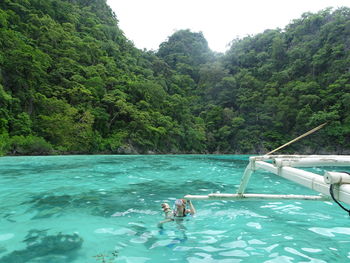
[1,155,349,263]
[308,227,350,237]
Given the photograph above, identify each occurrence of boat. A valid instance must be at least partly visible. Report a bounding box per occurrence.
[185,155,350,212]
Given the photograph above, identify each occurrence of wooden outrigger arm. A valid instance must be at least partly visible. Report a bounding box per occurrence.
[185,155,350,205]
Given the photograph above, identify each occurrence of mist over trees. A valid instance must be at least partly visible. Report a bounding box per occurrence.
[0,0,349,155]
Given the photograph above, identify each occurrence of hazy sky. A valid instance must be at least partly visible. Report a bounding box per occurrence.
[106,0,350,52]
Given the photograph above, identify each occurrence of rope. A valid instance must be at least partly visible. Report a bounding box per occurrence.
[266,122,327,155]
[329,184,350,216]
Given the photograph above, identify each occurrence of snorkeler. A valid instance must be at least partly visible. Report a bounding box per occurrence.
[173,199,196,217]
[157,199,195,228]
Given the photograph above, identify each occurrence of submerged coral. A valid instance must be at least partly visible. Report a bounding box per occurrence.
[17,179,223,220]
[0,230,83,263]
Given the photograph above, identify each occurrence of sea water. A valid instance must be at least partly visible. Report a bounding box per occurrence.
[0,155,349,263]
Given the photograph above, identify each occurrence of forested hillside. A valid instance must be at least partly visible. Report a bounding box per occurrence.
[199,8,350,153]
[0,0,349,155]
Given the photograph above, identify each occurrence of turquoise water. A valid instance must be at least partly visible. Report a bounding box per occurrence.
[0,155,349,263]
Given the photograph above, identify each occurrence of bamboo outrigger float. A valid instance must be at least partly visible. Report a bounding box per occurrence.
[185,155,350,206]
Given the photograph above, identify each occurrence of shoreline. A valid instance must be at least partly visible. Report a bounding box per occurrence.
[2,150,350,158]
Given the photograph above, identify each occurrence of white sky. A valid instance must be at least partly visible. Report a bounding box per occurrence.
[106,0,350,52]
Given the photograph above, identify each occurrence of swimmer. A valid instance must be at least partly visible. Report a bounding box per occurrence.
[157,199,196,228]
[173,199,195,217]
[161,203,173,219]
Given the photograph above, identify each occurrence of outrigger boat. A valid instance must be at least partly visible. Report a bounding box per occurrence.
[186,123,350,214]
[185,155,350,212]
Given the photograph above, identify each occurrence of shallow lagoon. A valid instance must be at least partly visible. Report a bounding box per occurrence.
[0,155,349,262]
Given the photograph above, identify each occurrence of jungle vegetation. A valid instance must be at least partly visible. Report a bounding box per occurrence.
[0,0,349,155]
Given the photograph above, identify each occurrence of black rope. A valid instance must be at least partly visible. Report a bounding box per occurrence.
[329,184,350,216]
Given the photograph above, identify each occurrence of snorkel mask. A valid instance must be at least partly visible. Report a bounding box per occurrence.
[174,199,187,210]
[175,199,184,206]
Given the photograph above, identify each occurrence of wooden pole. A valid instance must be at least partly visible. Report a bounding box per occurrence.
[236,161,254,194]
[266,122,327,155]
[184,193,330,201]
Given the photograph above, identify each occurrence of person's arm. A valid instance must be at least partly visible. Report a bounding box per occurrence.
[157,218,173,228]
[187,200,196,215]
[158,203,174,228]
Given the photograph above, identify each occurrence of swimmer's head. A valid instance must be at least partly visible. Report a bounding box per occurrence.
[175,199,186,207]
[161,203,171,211]
[161,203,169,208]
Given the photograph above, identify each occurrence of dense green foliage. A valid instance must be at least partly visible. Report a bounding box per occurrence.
[0,0,349,155]
[200,8,350,153]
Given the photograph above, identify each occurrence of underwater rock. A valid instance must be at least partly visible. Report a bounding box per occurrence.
[1,211,17,223]
[25,190,146,218]
[22,194,71,207]
[23,179,221,219]
[23,229,49,245]
[0,231,83,263]
[126,179,223,197]
[32,207,64,219]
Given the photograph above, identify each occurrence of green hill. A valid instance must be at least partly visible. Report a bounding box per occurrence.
[0,0,349,155]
